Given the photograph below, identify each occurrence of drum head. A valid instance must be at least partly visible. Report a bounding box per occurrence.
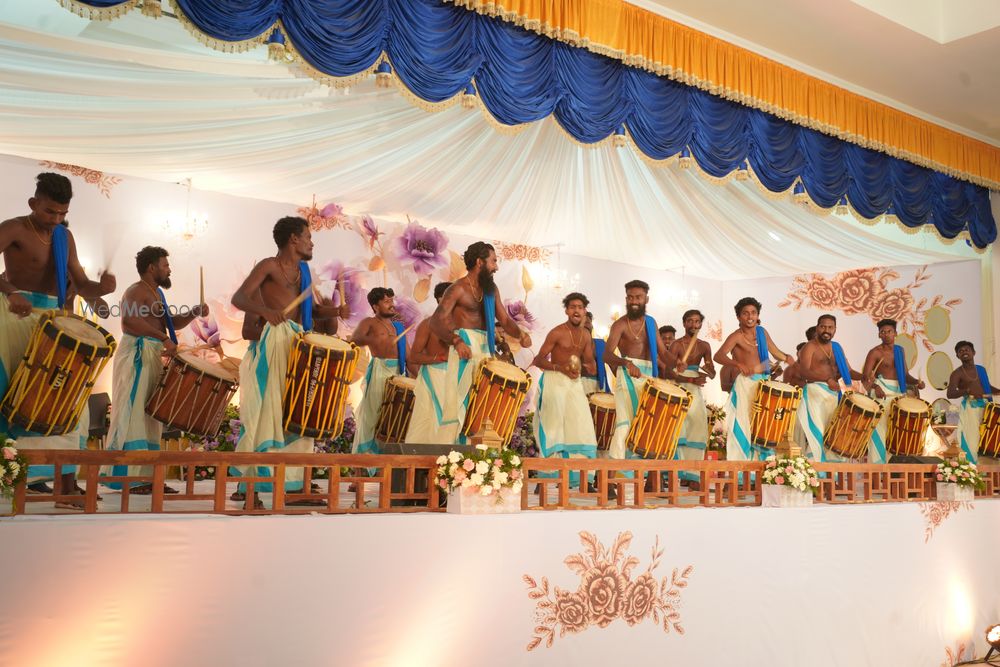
[678,369,700,379]
[589,392,615,409]
[389,375,416,390]
[646,378,688,397]
[761,380,796,394]
[303,333,352,351]
[895,396,930,413]
[53,315,109,348]
[177,352,237,382]
[846,392,879,411]
[483,358,527,381]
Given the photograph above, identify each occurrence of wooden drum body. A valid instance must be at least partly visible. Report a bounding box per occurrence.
[283,333,359,439]
[884,396,931,457]
[823,391,883,459]
[979,402,1000,458]
[374,376,417,445]
[461,359,531,445]
[626,379,692,460]
[750,380,801,448]
[145,352,238,437]
[588,392,616,451]
[1,312,115,435]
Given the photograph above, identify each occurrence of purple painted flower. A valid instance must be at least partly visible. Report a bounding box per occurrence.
[504,300,536,331]
[320,202,343,219]
[357,214,382,249]
[392,221,448,277]
[391,296,423,344]
[191,315,221,347]
[315,260,367,329]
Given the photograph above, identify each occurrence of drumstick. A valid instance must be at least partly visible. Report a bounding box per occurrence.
[199,266,205,308]
[679,329,700,366]
[338,280,346,313]
[393,323,416,343]
[282,286,313,316]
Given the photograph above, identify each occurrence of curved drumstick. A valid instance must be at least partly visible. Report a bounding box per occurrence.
[282,285,313,316]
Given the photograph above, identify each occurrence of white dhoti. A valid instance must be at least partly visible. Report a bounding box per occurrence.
[0,292,87,483]
[799,382,853,462]
[441,329,492,445]
[232,321,313,494]
[405,362,457,444]
[869,376,903,464]
[676,368,708,479]
[534,371,597,486]
[608,358,654,460]
[725,373,770,461]
[959,397,986,464]
[101,334,165,488]
[352,356,400,454]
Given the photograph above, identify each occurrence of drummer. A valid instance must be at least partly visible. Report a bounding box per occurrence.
[229,216,341,508]
[581,311,612,396]
[656,325,676,379]
[429,242,531,445]
[668,309,715,481]
[862,319,924,463]
[351,287,407,454]
[603,280,671,460]
[405,282,456,444]
[797,314,863,461]
[530,292,598,488]
[713,298,792,461]
[0,173,116,507]
[946,341,1000,463]
[102,246,207,494]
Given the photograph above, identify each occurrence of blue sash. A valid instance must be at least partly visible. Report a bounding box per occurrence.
[299,260,313,332]
[831,341,852,390]
[593,338,609,392]
[51,223,69,308]
[483,292,497,355]
[644,315,657,374]
[157,288,178,344]
[977,365,993,403]
[754,326,768,369]
[893,345,907,394]
[392,320,407,371]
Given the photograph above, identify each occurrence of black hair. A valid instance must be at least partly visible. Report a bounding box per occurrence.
[272,216,309,249]
[562,292,589,308]
[659,325,676,335]
[817,314,837,325]
[463,242,494,270]
[34,172,73,204]
[682,309,704,322]
[734,297,761,315]
[586,311,594,319]
[624,280,649,293]
[876,319,897,331]
[367,287,395,307]
[955,340,975,354]
[433,282,451,301]
[805,326,817,341]
[135,246,168,275]
[796,342,807,351]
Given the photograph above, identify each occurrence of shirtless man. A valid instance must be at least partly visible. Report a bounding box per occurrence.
[405,282,456,444]
[657,325,676,378]
[229,216,339,507]
[862,319,925,463]
[0,173,115,506]
[947,341,1000,462]
[103,246,207,494]
[602,280,671,459]
[531,292,598,487]
[429,242,531,444]
[668,310,716,476]
[798,314,863,461]
[351,287,407,454]
[713,298,791,461]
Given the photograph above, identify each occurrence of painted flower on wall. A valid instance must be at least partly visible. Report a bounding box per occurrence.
[190,315,221,347]
[390,295,423,343]
[357,214,382,250]
[505,299,536,331]
[298,197,348,231]
[392,221,448,277]
[315,260,367,329]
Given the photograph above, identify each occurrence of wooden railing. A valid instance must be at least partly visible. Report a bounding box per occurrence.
[7,450,1000,515]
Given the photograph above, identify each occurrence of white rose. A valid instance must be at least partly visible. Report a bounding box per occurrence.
[449,463,458,476]
[512,480,523,493]
[448,451,462,463]
[494,471,508,485]
[436,455,447,465]
[475,460,490,475]
[461,478,474,489]
[470,473,484,486]
[9,462,20,476]
[492,479,502,490]
[481,485,494,496]
[511,455,521,466]
[475,444,489,452]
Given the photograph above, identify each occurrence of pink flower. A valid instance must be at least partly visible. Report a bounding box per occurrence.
[494,458,503,466]
[766,461,776,469]
[510,469,521,480]
[950,475,957,482]
[775,476,785,485]
[453,470,467,483]
[784,466,793,474]
[357,214,382,249]
[463,459,475,471]
[320,202,343,219]
[438,478,448,489]
[504,299,536,331]
[936,473,944,481]
[2,446,15,461]
[810,479,819,487]
[392,221,448,277]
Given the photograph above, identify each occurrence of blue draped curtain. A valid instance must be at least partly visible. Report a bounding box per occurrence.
[75,0,996,246]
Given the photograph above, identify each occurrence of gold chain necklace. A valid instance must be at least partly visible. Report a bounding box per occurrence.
[626,317,643,339]
[566,323,583,350]
[25,215,52,246]
[465,276,483,303]
[277,258,300,288]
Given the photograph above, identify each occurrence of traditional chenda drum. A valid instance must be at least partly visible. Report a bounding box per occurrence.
[283,333,359,439]
[1,312,115,435]
[750,380,801,447]
[626,378,692,460]
[979,402,1000,458]
[374,375,417,445]
[145,352,239,437]
[588,392,616,451]
[884,395,931,456]
[823,391,883,459]
[461,358,531,444]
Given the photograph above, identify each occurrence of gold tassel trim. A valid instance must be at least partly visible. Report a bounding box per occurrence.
[57,0,140,20]
[167,0,270,53]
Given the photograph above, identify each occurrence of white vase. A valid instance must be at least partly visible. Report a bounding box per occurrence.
[447,486,522,514]
[936,482,974,502]
[762,484,813,507]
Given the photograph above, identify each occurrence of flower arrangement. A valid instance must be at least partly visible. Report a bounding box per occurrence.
[183,404,240,481]
[1,435,28,507]
[936,459,985,490]
[435,445,524,499]
[312,415,356,479]
[508,412,539,459]
[762,455,820,495]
